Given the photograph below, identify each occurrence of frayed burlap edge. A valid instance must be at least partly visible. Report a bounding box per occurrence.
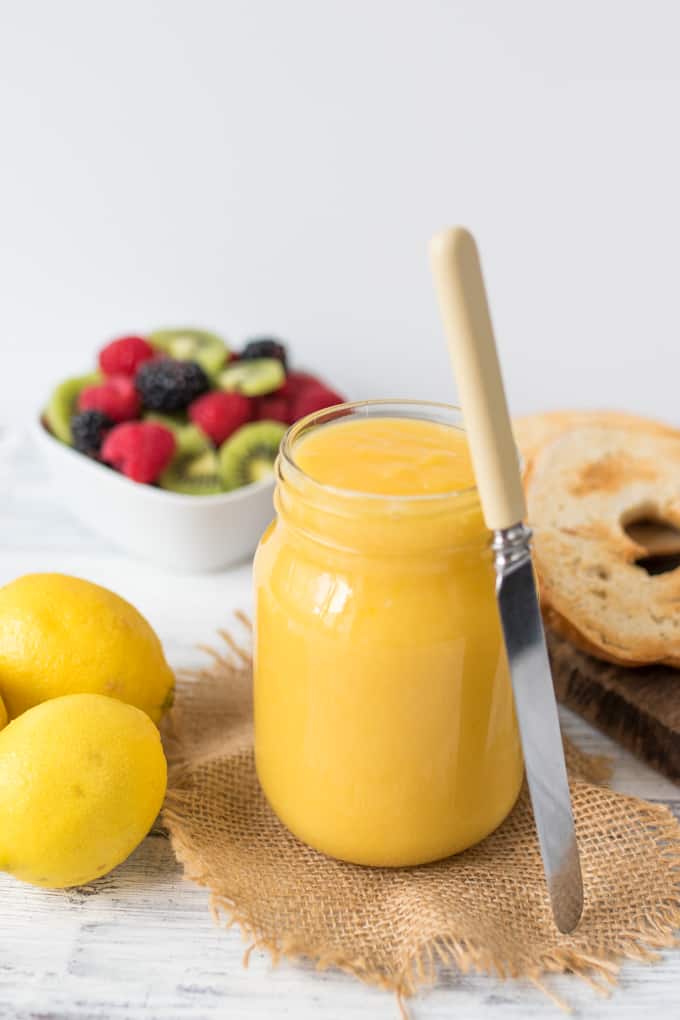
[162,623,680,1014]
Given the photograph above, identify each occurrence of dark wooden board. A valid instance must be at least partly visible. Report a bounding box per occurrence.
[548,630,680,783]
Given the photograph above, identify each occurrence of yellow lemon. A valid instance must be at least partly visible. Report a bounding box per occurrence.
[0,573,174,723]
[0,694,6,731]
[0,693,167,888]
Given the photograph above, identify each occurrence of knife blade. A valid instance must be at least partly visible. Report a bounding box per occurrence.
[494,524,583,933]
[429,226,584,933]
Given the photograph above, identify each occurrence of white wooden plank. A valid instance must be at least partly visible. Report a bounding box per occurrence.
[2,831,679,1020]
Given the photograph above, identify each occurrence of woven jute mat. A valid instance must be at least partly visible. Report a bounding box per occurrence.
[163,617,680,1012]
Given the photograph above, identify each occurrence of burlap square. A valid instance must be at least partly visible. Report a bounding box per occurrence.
[163,617,680,1011]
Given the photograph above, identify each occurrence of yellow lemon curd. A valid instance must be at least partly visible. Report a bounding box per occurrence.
[254,405,523,867]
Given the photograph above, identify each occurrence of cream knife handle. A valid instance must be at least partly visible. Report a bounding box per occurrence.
[430,227,526,531]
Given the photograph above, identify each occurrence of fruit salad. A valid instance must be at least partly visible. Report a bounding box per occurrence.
[43,330,345,495]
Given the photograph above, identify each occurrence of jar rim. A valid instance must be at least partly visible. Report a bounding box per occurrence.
[279,399,479,505]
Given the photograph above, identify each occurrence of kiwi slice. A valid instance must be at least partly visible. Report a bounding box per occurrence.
[217,357,285,397]
[45,373,102,445]
[159,448,223,495]
[219,421,286,490]
[149,328,229,379]
[144,412,210,458]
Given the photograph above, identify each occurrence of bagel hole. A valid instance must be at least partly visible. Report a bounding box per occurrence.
[623,511,680,575]
[635,552,680,576]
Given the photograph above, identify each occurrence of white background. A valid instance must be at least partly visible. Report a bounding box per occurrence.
[2,0,680,429]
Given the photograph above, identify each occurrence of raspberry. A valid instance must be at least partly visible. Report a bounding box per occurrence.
[99,335,155,377]
[291,382,345,422]
[78,375,141,422]
[136,359,209,412]
[70,410,114,457]
[255,394,290,425]
[188,391,252,445]
[101,422,176,484]
[277,371,317,399]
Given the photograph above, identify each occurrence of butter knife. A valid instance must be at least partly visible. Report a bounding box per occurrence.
[429,226,583,934]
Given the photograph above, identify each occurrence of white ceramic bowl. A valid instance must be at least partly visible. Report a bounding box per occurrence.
[32,420,276,571]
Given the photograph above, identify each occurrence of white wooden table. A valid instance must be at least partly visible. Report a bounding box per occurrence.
[1,438,679,1019]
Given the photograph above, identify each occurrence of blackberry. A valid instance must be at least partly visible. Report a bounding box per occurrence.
[240,337,288,370]
[136,359,209,412]
[71,410,114,457]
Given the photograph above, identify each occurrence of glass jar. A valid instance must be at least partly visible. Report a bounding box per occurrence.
[253,401,523,867]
